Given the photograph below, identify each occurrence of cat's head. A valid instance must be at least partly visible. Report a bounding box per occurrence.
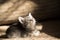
[18,13,36,30]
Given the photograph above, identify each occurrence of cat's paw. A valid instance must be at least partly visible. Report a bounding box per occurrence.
[32,30,40,37]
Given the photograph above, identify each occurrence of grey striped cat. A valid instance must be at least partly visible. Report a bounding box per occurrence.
[6,13,39,38]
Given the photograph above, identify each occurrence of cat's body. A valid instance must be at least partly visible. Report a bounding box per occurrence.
[6,13,39,38]
[6,22,28,38]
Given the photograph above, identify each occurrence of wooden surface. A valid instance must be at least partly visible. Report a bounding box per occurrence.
[0,0,59,24]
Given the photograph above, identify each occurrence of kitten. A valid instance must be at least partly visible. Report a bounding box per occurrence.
[6,13,39,38]
[18,13,36,31]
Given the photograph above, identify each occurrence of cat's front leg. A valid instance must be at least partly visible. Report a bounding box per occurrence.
[31,30,40,37]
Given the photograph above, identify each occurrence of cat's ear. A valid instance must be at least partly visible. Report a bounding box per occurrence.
[28,13,32,18]
[18,17,24,24]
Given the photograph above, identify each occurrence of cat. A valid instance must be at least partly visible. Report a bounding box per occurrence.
[5,13,40,38]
